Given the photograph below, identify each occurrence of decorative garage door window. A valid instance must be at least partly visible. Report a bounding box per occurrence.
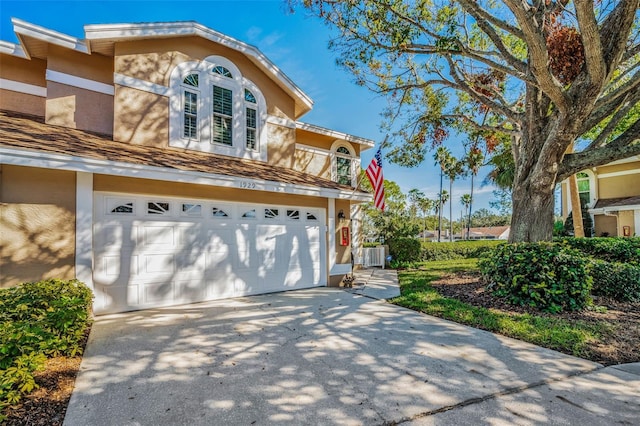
[147,202,170,215]
[106,198,135,214]
[212,207,230,218]
[182,203,202,216]
[306,211,318,221]
[242,208,256,219]
[264,208,279,219]
[287,209,300,220]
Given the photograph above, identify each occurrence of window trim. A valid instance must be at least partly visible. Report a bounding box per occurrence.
[168,56,268,161]
[330,141,359,187]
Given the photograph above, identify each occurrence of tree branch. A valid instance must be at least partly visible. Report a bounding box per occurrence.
[586,93,638,150]
[558,118,640,181]
[575,0,606,86]
[445,56,521,122]
[458,0,528,73]
[583,71,640,132]
[502,0,569,112]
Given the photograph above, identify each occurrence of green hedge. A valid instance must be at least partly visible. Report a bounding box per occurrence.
[421,240,503,261]
[389,237,422,263]
[556,237,640,265]
[590,260,640,302]
[479,243,593,313]
[0,279,93,415]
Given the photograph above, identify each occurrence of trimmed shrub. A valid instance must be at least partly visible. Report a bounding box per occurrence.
[479,243,593,313]
[556,237,640,265]
[389,237,422,263]
[421,240,503,261]
[363,242,382,248]
[0,279,93,414]
[590,260,640,302]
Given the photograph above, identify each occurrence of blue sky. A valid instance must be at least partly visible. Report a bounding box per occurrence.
[0,0,500,217]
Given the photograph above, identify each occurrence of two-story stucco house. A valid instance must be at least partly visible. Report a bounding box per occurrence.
[0,19,374,314]
[560,156,640,237]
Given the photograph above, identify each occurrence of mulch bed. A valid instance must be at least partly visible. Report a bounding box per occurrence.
[3,356,82,426]
[430,271,640,366]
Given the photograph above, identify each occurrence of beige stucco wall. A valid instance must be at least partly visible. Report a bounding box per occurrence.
[114,37,295,118]
[618,210,636,237]
[596,172,640,199]
[46,82,114,135]
[0,90,45,117]
[266,123,296,169]
[47,45,113,84]
[0,54,47,116]
[594,214,618,237]
[335,199,352,265]
[294,149,331,179]
[113,85,168,145]
[594,160,640,176]
[0,165,76,288]
[0,54,47,86]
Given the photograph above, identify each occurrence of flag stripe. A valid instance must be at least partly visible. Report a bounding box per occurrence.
[366,147,385,211]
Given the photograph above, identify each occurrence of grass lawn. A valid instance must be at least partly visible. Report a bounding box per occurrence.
[390,259,612,359]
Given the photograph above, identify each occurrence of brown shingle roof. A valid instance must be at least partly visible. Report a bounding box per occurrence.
[0,110,365,194]
[594,196,640,209]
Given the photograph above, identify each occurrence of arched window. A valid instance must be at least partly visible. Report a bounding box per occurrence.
[577,172,592,207]
[181,73,199,140]
[245,89,257,151]
[169,56,267,161]
[331,142,357,187]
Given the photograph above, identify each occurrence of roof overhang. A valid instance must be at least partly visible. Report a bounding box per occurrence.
[296,122,375,149]
[0,146,372,202]
[7,18,313,118]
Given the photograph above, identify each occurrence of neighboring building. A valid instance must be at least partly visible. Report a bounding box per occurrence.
[0,19,373,314]
[453,226,510,241]
[560,156,640,237]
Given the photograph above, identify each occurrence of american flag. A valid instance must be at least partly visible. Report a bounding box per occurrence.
[366,147,385,211]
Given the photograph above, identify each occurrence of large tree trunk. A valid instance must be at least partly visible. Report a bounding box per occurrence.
[509,179,555,242]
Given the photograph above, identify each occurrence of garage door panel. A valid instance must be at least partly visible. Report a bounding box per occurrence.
[97,283,140,309]
[141,253,175,275]
[94,223,139,249]
[175,279,206,303]
[141,281,174,305]
[141,224,176,248]
[93,193,326,314]
[93,253,140,284]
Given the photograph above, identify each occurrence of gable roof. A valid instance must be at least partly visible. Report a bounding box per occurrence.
[5,18,313,118]
[0,110,370,201]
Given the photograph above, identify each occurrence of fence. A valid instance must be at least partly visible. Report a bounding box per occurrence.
[362,246,386,269]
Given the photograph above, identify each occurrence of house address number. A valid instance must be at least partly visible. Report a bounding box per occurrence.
[239,181,256,189]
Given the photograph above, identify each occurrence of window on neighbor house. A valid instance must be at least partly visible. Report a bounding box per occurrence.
[170,56,266,161]
[577,172,591,207]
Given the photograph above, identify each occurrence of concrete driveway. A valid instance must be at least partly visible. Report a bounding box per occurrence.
[64,288,639,425]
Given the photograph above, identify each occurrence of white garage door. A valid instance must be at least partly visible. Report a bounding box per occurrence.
[92,193,326,314]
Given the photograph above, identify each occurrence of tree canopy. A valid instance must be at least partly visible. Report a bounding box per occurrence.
[298,0,640,242]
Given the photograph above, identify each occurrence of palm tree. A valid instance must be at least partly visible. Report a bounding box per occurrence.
[444,157,464,242]
[438,189,450,238]
[464,148,484,240]
[434,147,452,242]
[460,194,471,239]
